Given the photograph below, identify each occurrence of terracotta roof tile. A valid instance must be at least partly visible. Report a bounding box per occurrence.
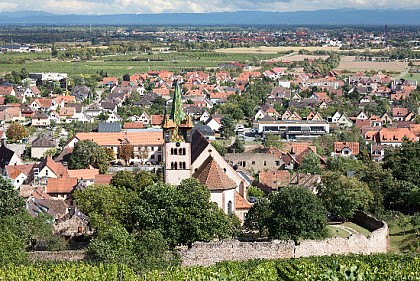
[334,142,360,155]
[235,191,251,209]
[75,132,164,146]
[194,157,236,190]
[67,169,99,180]
[94,174,113,185]
[46,177,78,194]
[123,122,144,129]
[259,170,290,189]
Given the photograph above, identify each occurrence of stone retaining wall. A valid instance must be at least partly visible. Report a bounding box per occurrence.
[180,212,389,266]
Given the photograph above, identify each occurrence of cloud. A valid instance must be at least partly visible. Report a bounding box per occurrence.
[0,0,419,14]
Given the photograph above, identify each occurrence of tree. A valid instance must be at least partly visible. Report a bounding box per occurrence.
[122,73,130,81]
[211,142,227,156]
[6,122,28,143]
[383,140,420,186]
[131,179,239,247]
[318,171,373,219]
[228,137,245,153]
[298,151,322,174]
[247,186,264,198]
[4,95,19,104]
[245,187,328,241]
[118,143,134,166]
[263,133,283,150]
[69,140,113,174]
[220,115,235,139]
[244,197,270,237]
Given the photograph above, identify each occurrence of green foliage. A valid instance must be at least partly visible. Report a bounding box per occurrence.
[211,141,227,156]
[220,115,235,139]
[246,187,327,241]
[326,156,366,176]
[263,133,283,150]
[132,179,239,247]
[69,140,113,173]
[298,151,322,174]
[383,140,420,186]
[247,186,264,198]
[228,137,245,153]
[4,95,19,104]
[244,197,271,237]
[0,254,420,280]
[318,172,373,219]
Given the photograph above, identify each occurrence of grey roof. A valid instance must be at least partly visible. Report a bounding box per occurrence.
[0,145,15,168]
[32,135,56,148]
[101,101,117,110]
[97,122,122,132]
[32,111,48,119]
[192,123,214,137]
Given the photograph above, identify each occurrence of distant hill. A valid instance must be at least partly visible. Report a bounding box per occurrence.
[0,9,419,26]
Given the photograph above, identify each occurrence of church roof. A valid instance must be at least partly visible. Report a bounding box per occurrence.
[0,145,15,168]
[194,156,236,190]
[191,130,209,164]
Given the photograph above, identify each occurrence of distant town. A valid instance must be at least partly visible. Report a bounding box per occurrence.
[0,23,419,279]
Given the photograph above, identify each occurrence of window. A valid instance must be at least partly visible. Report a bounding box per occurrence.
[275,161,280,166]
[252,161,255,165]
[227,201,233,216]
[171,162,178,169]
[263,161,267,166]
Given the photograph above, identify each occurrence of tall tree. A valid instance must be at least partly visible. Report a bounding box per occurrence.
[298,151,322,174]
[318,171,373,219]
[69,140,113,174]
[220,115,235,139]
[245,187,328,241]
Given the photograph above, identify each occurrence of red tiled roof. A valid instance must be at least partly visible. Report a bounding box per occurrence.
[67,169,99,180]
[235,191,251,209]
[123,122,144,129]
[75,132,164,146]
[46,177,77,194]
[334,142,360,155]
[259,170,290,189]
[194,157,236,190]
[151,114,164,126]
[376,128,416,143]
[94,174,113,185]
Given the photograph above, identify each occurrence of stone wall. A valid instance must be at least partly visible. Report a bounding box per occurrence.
[180,213,389,266]
[28,250,87,262]
[179,240,295,266]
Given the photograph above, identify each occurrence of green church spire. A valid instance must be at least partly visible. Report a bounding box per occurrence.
[171,82,185,126]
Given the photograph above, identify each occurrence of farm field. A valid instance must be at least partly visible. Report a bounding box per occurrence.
[214,46,387,54]
[0,51,279,77]
[337,56,408,72]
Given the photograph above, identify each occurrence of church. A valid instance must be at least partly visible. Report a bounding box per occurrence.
[162,82,251,220]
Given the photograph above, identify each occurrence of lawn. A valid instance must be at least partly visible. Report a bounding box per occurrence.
[402,73,420,84]
[387,217,418,253]
[327,225,350,238]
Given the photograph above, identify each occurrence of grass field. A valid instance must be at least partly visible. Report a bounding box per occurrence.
[0,51,279,77]
[402,73,420,83]
[387,216,418,253]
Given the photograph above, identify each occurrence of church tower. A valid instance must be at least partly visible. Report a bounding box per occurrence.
[163,82,194,185]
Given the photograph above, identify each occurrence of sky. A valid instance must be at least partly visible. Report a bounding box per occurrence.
[1,0,420,14]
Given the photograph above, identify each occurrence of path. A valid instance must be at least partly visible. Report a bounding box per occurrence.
[329,224,359,236]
